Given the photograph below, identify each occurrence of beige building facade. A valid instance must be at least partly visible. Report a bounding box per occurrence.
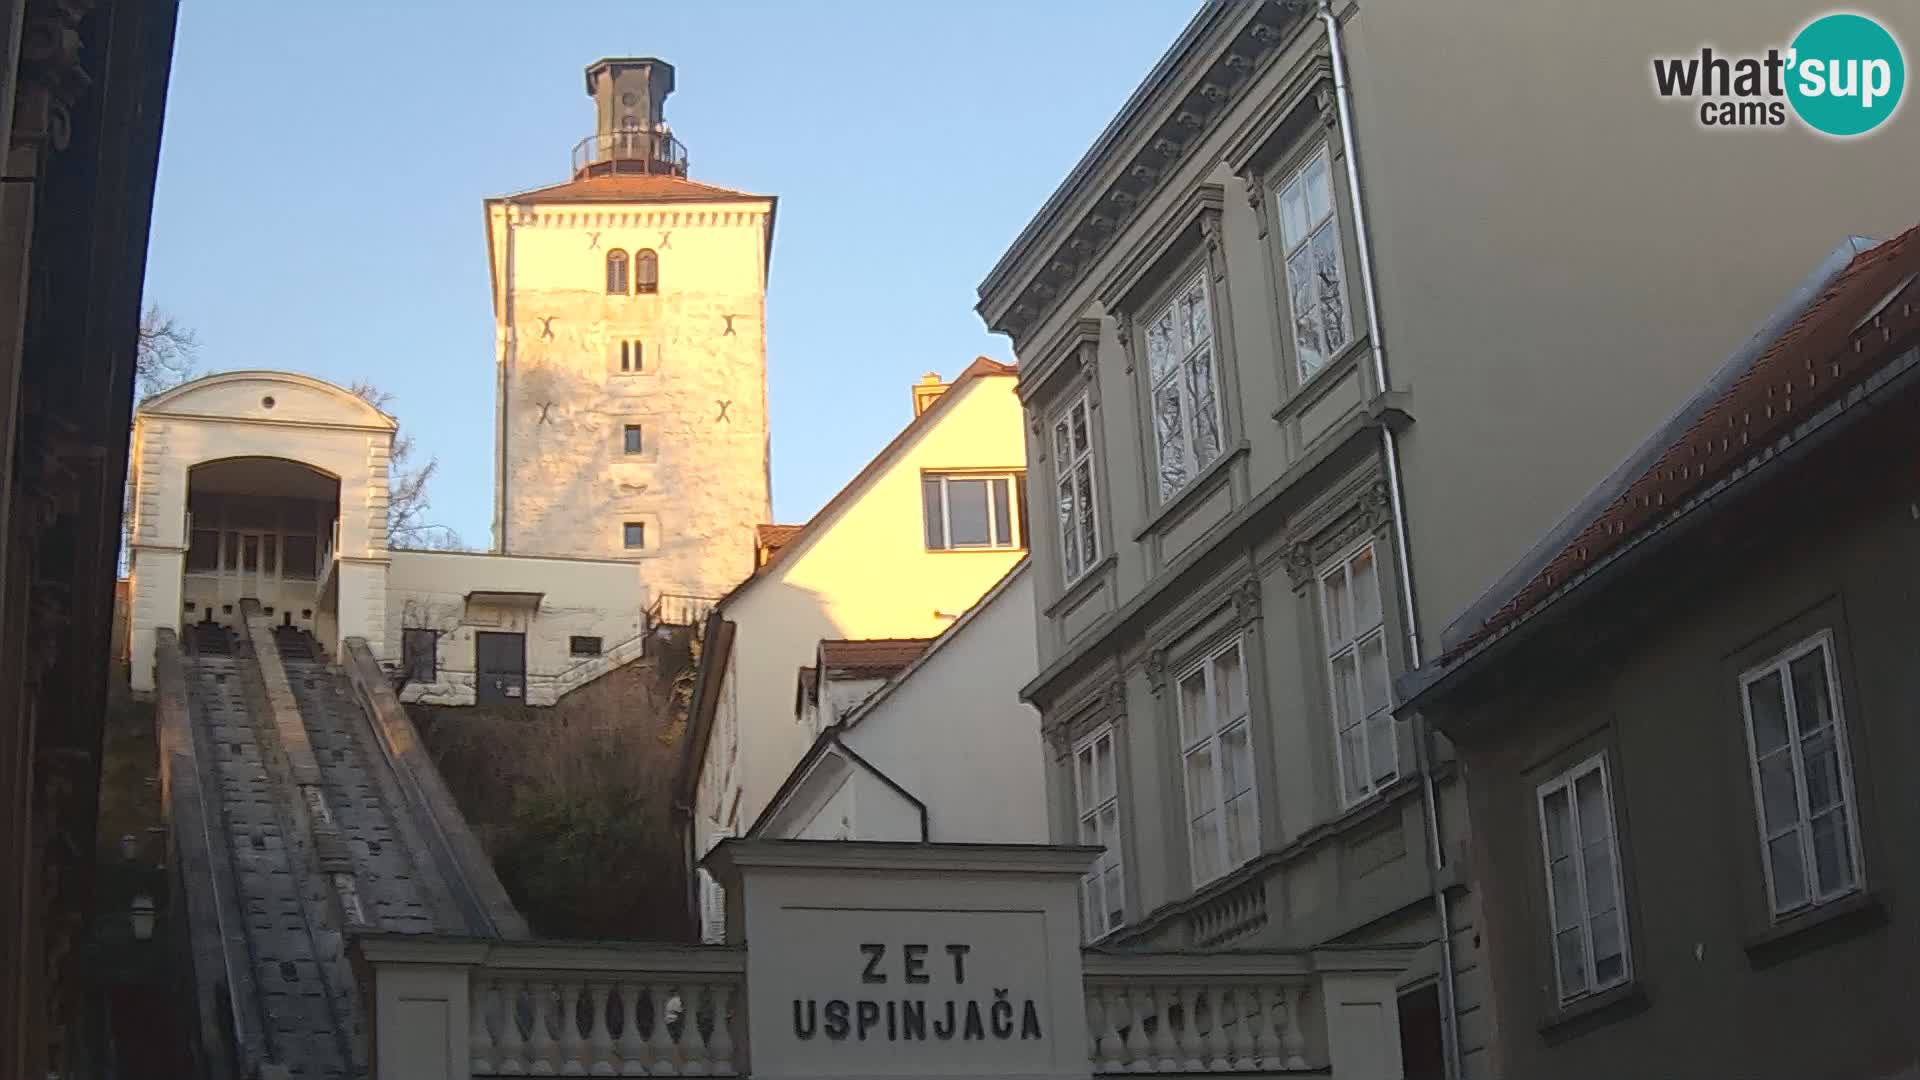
[486,57,775,611]
[677,361,1030,934]
[123,370,647,706]
[977,3,1920,1079]
[752,561,1049,850]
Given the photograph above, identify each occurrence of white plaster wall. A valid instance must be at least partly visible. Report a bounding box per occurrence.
[489,197,773,605]
[125,372,395,690]
[839,566,1047,844]
[385,549,646,707]
[723,372,1027,834]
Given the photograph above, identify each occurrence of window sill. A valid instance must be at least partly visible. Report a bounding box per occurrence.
[1045,554,1117,619]
[1743,889,1885,970]
[924,546,1028,555]
[1271,335,1369,425]
[1132,442,1250,543]
[1537,981,1648,1046]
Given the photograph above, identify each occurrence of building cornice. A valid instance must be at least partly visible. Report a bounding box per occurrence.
[976,0,1312,350]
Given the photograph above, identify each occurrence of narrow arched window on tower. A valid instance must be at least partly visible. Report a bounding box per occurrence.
[635,249,659,294]
[605,249,629,294]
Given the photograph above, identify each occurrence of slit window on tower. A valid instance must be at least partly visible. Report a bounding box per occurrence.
[606,249,629,294]
[620,340,644,373]
[636,249,659,294]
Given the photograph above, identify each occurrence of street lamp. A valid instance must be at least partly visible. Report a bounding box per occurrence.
[129,894,155,942]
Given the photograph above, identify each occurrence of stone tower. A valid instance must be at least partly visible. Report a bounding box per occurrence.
[485,58,775,611]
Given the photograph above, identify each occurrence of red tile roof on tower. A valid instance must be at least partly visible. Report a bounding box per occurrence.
[500,173,767,204]
[1442,223,1920,663]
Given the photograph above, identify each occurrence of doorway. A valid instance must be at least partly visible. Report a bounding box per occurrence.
[475,631,526,705]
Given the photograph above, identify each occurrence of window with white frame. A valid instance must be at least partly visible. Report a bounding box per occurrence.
[1145,271,1225,500]
[1177,640,1257,886]
[1275,146,1352,382]
[922,471,1027,550]
[1052,392,1101,584]
[1739,632,1862,919]
[1321,541,1396,805]
[1073,725,1125,940]
[1536,754,1631,1004]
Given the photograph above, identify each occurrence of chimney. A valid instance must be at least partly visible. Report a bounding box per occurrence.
[911,372,949,417]
[577,58,686,178]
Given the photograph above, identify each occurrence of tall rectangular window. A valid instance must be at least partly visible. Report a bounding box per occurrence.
[1052,392,1101,585]
[1146,271,1224,500]
[922,472,1025,551]
[401,628,438,684]
[1177,640,1257,886]
[1739,632,1862,919]
[1073,725,1125,941]
[1536,754,1630,1004]
[623,424,644,454]
[619,340,645,373]
[623,521,646,550]
[186,528,220,573]
[1276,146,1352,381]
[1322,541,1395,805]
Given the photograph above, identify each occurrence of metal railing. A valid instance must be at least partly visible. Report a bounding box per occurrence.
[571,129,690,178]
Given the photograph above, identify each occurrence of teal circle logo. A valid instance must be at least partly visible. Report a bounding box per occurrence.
[1787,13,1905,136]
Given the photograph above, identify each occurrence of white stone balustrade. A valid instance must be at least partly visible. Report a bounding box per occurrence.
[358,936,1413,1080]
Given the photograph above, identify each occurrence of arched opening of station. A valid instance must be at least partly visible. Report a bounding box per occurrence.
[183,457,340,634]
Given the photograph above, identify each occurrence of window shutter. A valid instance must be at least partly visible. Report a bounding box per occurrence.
[698,868,725,944]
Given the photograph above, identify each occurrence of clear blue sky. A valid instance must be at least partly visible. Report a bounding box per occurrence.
[144,1,1198,544]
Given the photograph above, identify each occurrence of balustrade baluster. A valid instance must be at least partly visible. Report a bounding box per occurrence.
[709,984,737,1076]
[1223,988,1256,1071]
[559,980,589,1076]
[498,979,529,1076]
[529,982,559,1077]
[473,979,499,1075]
[1082,987,1106,1071]
[647,984,677,1076]
[1248,986,1279,1070]
[1150,985,1179,1071]
[1120,985,1150,1073]
[588,981,616,1077]
[1205,988,1232,1071]
[681,984,712,1076]
[1280,987,1309,1069]
[1177,986,1203,1071]
[616,981,649,1076]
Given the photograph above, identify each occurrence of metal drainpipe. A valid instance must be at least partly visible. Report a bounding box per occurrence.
[1318,2,1463,1077]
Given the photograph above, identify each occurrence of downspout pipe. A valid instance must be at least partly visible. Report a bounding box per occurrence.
[1319,3,1463,1078]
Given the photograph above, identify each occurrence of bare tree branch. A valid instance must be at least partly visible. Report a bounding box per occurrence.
[347,378,464,551]
[135,305,198,398]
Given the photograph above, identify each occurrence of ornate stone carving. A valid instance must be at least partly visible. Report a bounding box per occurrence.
[1103,678,1127,717]
[1113,312,1134,372]
[1280,538,1318,589]
[1199,208,1227,282]
[14,0,97,153]
[1144,648,1170,695]
[1358,480,1395,531]
[1234,578,1263,626]
[1316,85,1340,131]
[1244,170,1271,237]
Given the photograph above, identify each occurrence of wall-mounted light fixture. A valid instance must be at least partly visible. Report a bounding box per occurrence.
[130,894,155,942]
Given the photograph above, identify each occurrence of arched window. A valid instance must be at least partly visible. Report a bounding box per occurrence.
[635,249,659,294]
[605,249,629,294]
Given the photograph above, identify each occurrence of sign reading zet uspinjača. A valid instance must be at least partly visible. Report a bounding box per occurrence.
[792,942,1045,1044]
[756,906,1067,1076]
